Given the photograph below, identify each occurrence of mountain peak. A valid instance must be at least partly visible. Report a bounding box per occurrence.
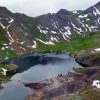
[57,9,71,15]
[0,6,8,13]
[0,2,100,55]
[0,6,7,10]
[94,1,100,7]
[0,6,13,18]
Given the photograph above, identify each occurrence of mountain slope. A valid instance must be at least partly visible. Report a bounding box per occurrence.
[0,7,37,57]
[0,2,100,57]
[14,1,100,48]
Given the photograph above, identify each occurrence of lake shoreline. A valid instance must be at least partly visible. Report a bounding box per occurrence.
[0,50,100,100]
[24,66,100,100]
[0,51,80,100]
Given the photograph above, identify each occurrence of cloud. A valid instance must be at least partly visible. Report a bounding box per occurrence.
[0,0,99,16]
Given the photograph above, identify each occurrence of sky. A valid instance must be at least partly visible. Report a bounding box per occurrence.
[0,0,100,17]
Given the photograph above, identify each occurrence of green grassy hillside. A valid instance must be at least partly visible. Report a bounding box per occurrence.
[0,26,16,60]
[37,31,100,54]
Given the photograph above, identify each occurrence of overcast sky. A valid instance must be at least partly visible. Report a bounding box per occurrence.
[0,0,100,17]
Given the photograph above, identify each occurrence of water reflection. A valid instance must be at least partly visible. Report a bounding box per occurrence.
[0,53,80,100]
[12,57,79,82]
[0,81,32,100]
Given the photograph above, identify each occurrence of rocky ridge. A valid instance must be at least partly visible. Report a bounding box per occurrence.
[0,2,100,56]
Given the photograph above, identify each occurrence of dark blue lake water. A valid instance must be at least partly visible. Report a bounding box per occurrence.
[0,52,80,100]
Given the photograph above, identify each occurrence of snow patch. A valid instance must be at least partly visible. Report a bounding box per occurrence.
[97,17,100,24]
[36,38,54,45]
[94,48,100,51]
[20,47,26,51]
[27,41,37,48]
[31,41,37,48]
[8,18,14,24]
[0,22,6,29]
[51,31,57,34]
[78,14,88,18]
[20,41,25,45]
[92,80,100,88]
[73,10,78,14]
[71,22,83,34]
[3,44,7,46]
[93,7,100,16]
[50,36,59,42]
[86,19,90,21]
[1,47,5,50]
[85,24,92,32]
[37,25,48,34]
[64,26,71,35]
[1,68,7,75]
[7,17,15,43]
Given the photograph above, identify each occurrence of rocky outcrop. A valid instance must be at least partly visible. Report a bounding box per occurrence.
[76,58,100,67]
[24,66,100,100]
[0,2,100,55]
[75,50,100,67]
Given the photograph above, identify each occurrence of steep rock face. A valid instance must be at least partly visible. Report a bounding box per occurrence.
[0,8,36,56]
[75,49,100,67]
[13,1,100,46]
[0,2,100,55]
[33,2,100,43]
[25,67,100,100]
